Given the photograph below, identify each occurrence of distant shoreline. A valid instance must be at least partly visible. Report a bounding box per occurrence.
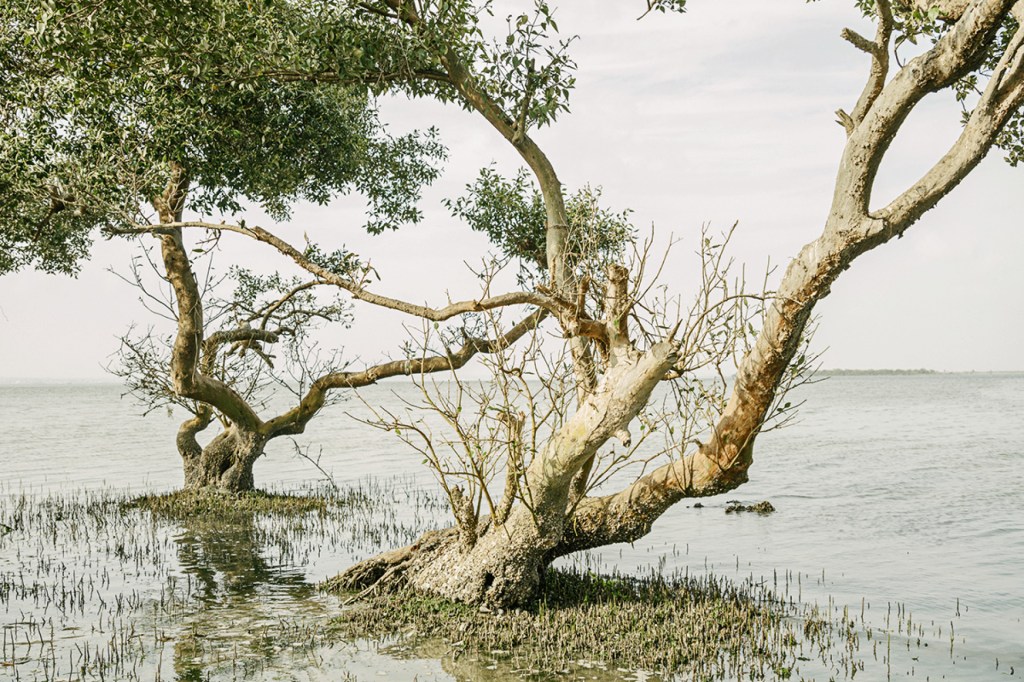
[816,368,938,376]
[814,368,1024,376]
[3,369,1024,387]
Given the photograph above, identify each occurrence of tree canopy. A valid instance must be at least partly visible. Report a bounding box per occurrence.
[0,0,446,274]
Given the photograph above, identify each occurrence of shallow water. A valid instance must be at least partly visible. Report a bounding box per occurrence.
[2,374,1023,680]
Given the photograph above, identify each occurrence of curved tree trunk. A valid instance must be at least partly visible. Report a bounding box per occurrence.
[177,413,265,492]
[332,0,1024,608]
[153,164,270,493]
[181,427,266,492]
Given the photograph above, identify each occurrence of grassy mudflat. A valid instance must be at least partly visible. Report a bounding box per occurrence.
[0,480,971,681]
[127,488,332,517]
[333,569,830,680]
[0,480,437,681]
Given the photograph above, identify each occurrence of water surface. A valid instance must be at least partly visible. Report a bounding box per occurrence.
[2,374,1022,679]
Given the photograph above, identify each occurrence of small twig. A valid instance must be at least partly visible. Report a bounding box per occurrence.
[290,439,339,490]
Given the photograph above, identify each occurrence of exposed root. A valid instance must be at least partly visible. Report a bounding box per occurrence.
[327,546,413,595]
[343,560,413,604]
[323,527,457,598]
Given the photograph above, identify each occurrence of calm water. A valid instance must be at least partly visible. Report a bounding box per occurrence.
[2,374,1023,680]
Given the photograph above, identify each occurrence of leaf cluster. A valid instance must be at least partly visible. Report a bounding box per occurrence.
[446,167,633,284]
[351,0,577,135]
[476,2,576,131]
[1,0,447,274]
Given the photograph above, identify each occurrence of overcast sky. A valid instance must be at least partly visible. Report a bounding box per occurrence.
[1,0,1022,382]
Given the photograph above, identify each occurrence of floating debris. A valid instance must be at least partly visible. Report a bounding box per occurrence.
[725,500,775,515]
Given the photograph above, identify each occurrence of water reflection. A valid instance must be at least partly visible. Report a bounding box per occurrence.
[172,510,310,604]
[158,506,331,681]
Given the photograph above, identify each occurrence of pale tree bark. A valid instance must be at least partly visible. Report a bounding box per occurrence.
[552,0,1024,558]
[331,254,681,603]
[336,325,679,606]
[331,0,1024,606]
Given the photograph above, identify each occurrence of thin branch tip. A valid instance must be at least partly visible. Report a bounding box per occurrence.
[835,108,856,134]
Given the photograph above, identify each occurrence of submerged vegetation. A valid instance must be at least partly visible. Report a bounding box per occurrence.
[126,487,331,518]
[333,568,828,680]
[0,479,439,681]
[0,478,988,681]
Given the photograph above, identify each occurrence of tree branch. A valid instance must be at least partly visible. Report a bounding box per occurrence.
[374,2,572,295]
[837,0,1014,215]
[176,406,214,462]
[151,167,263,432]
[261,309,548,437]
[113,221,570,322]
[874,15,1024,231]
[841,27,880,56]
[200,327,281,374]
[204,328,280,349]
[845,0,893,132]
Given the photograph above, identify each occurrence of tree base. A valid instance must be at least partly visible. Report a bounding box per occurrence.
[327,523,548,608]
[182,468,256,494]
[182,429,263,493]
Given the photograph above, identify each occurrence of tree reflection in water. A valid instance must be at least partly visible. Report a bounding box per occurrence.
[173,509,310,604]
[154,504,328,680]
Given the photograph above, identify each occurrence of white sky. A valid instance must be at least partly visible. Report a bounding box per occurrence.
[1,0,1022,381]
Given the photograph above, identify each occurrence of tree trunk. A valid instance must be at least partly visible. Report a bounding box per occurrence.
[332,1,1024,609]
[335,508,552,606]
[334,341,677,606]
[179,424,265,493]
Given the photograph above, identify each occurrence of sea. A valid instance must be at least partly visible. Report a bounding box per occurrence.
[1,373,1022,680]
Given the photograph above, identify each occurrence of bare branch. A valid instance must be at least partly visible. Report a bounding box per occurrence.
[835,108,856,134]
[841,27,880,55]
[253,280,323,330]
[204,328,280,349]
[261,309,548,437]
[848,0,894,129]
[112,221,568,323]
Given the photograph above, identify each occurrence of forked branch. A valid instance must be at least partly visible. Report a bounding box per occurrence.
[840,0,893,132]
[112,221,569,323]
[261,309,548,437]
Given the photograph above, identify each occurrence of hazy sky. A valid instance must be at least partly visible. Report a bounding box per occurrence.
[2,0,1022,381]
